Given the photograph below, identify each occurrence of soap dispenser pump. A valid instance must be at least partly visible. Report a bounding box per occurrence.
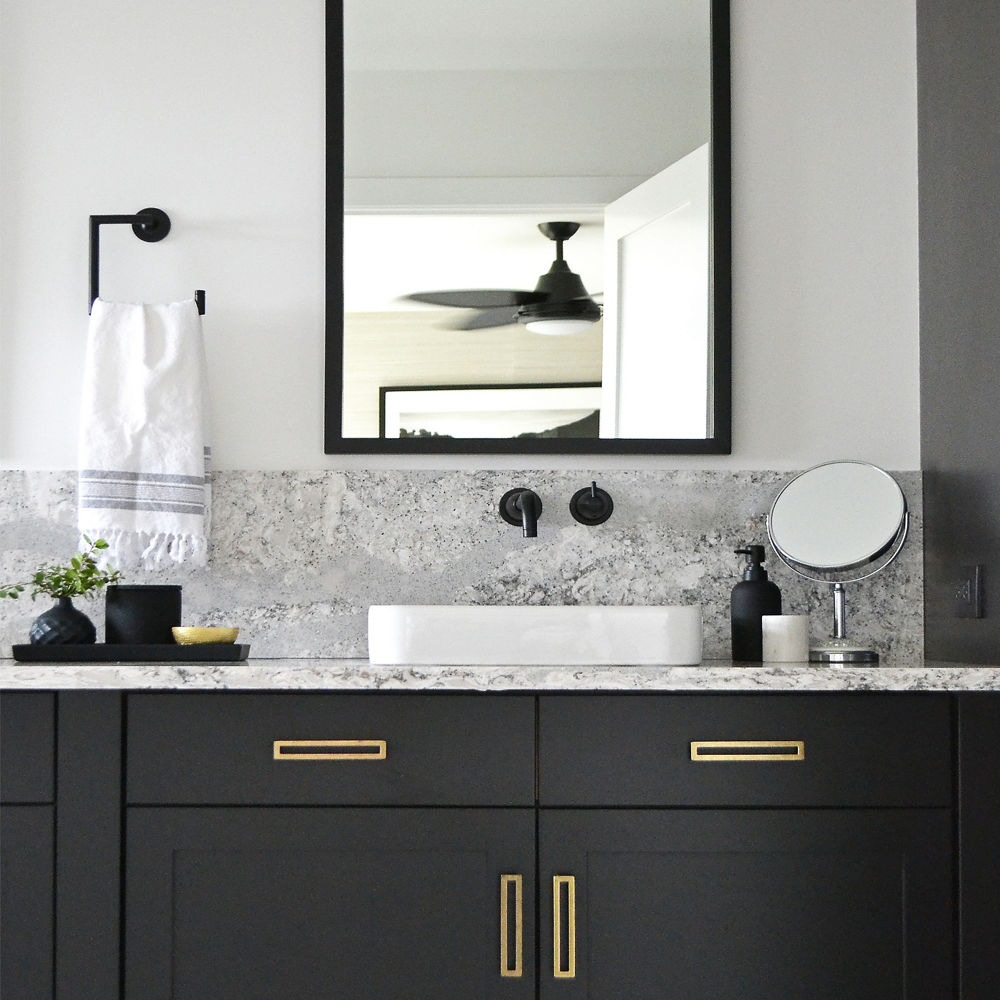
[731,545,782,661]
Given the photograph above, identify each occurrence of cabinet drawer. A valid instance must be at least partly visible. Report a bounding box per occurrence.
[539,693,951,807]
[127,693,535,805]
[1,692,55,803]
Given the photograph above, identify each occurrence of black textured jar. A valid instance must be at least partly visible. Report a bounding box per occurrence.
[29,597,97,645]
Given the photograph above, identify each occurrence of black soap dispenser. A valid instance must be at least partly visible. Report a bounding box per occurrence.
[731,545,782,661]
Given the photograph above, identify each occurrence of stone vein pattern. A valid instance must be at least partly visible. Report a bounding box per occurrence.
[1,660,998,692]
[0,469,923,663]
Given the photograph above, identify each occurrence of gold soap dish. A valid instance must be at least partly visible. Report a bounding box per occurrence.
[172,626,240,645]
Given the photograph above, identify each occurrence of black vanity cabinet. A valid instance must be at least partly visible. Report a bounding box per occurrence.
[123,693,536,1000]
[1,686,998,999]
[537,694,955,999]
[0,693,55,1000]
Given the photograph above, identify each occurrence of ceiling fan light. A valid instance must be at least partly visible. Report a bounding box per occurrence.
[524,317,597,336]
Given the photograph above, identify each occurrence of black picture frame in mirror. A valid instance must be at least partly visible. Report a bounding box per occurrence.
[324,0,731,455]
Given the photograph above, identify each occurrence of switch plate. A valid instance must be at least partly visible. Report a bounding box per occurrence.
[954,564,984,618]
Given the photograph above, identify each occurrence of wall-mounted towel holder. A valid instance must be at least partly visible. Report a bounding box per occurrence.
[89,207,206,315]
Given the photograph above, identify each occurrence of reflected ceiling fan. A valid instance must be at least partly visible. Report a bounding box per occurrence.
[402,221,602,335]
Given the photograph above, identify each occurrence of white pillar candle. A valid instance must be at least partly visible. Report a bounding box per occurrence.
[761,614,811,662]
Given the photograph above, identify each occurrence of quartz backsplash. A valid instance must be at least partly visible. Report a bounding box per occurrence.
[0,469,923,663]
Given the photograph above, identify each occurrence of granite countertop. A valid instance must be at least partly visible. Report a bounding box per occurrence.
[2,658,999,691]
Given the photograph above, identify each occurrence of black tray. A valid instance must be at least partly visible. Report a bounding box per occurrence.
[11,644,250,663]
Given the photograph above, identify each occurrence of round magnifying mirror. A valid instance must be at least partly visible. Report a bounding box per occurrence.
[767,461,908,663]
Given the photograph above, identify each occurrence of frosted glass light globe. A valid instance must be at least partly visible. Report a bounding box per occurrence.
[523,318,595,335]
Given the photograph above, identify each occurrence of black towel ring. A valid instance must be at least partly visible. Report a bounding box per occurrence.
[89,207,205,315]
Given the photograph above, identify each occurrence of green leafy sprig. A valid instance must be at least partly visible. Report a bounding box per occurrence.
[0,536,121,600]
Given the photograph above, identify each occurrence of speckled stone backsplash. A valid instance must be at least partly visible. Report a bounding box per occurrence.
[0,470,923,663]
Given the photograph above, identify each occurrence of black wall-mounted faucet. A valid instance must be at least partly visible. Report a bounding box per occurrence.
[499,488,543,537]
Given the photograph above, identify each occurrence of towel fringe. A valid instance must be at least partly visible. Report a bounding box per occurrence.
[82,528,208,569]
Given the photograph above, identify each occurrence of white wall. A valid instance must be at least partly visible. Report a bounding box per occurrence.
[0,0,919,472]
[0,0,326,469]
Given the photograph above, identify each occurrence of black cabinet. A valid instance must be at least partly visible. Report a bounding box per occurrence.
[538,693,952,807]
[123,693,537,1000]
[126,807,535,1000]
[1,692,54,802]
[1,692,55,1000]
[537,693,954,999]
[957,694,1000,998]
[1,805,53,1000]
[1,686,997,998]
[539,809,951,1000]
[126,692,536,806]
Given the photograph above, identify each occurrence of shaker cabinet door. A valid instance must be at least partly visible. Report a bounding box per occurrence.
[1,692,56,1000]
[0,806,53,1000]
[125,807,535,1000]
[958,693,1000,998]
[539,809,952,1000]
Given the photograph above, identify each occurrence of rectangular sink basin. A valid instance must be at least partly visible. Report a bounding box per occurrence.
[368,605,702,665]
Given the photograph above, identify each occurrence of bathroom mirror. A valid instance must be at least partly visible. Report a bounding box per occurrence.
[324,0,731,455]
[767,461,909,662]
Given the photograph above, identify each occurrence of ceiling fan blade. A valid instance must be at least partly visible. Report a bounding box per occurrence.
[450,306,521,330]
[403,289,546,308]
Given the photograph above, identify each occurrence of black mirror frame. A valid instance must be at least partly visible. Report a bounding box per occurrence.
[324,0,731,455]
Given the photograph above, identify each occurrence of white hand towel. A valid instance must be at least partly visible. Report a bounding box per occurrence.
[78,299,211,567]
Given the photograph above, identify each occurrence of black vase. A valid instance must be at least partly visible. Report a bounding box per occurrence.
[29,597,97,645]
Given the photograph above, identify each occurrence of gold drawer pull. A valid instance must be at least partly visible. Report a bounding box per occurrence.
[690,740,804,761]
[553,875,576,979]
[500,874,523,978]
[272,740,387,761]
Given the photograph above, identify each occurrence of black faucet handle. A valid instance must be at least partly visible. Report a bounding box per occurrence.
[499,488,542,537]
[569,481,614,525]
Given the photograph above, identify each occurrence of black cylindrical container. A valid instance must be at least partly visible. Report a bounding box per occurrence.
[105,585,182,644]
[730,546,782,661]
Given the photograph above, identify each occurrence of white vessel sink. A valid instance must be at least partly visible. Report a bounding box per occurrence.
[368,605,702,665]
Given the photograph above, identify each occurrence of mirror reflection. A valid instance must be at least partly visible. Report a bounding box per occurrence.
[331,0,730,453]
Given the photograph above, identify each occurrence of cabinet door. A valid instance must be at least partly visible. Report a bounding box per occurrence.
[1,692,55,1000]
[0,806,53,1000]
[1,692,54,803]
[126,807,534,1000]
[540,809,951,1000]
[958,693,1000,998]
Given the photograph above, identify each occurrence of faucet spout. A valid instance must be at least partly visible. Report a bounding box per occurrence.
[517,489,540,537]
[499,488,543,538]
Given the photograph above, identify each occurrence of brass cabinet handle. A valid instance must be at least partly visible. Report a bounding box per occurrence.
[272,739,387,760]
[500,874,523,978]
[690,739,804,761]
[553,875,576,979]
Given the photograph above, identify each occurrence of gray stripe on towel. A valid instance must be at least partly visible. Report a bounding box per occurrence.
[79,485,205,501]
[79,479,205,495]
[79,498,206,514]
[80,469,206,486]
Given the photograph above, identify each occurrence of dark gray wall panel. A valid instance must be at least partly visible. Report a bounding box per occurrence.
[918,0,1000,662]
